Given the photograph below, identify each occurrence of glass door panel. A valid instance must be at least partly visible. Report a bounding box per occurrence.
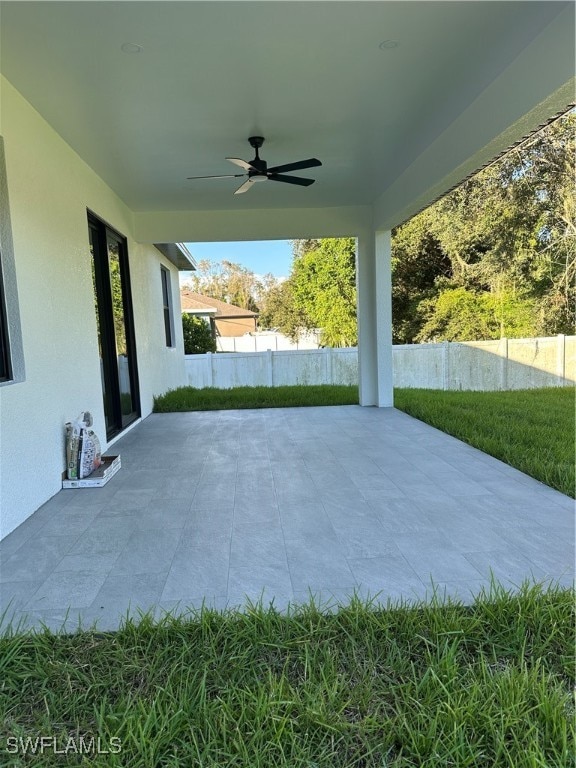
[89,213,139,439]
[106,236,136,422]
[89,228,115,433]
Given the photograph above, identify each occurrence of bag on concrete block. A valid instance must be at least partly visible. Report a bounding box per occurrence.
[65,411,102,480]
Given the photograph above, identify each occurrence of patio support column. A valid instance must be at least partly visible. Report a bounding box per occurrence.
[375,230,393,406]
[356,230,393,407]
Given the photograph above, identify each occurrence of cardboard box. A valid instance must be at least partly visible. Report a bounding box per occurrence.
[62,455,121,488]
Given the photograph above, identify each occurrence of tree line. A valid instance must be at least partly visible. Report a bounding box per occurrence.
[183,112,574,347]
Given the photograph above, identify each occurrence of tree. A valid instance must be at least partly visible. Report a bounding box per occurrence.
[290,238,357,347]
[184,259,262,312]
[181,314,216,354]
[415,287,537,342]
[391,210,452,343]
[257,278,310,340]
[391,111,575,341]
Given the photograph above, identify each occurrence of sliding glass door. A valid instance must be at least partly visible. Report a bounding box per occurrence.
[89,212,140,439]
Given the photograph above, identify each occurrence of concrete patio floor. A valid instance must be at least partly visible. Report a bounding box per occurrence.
[1,406,574,633]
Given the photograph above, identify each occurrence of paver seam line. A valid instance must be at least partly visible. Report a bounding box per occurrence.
[462,548,574,584]
[225,411,240,600]
[264,410,293,596]
[179,410,234,604]
[3,532,87,606]
[346,547,429,595]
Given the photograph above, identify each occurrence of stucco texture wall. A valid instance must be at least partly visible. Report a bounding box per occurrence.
[0,77,186,538]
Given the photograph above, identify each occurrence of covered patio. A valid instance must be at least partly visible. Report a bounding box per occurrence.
[1,407,573,632]
[1,1,574,548]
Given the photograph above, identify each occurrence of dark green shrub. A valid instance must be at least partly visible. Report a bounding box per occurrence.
[181,313,216,354]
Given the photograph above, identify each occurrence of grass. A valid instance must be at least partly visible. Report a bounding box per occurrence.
[394,387,575,498]
[153,384,359,411]
[0,583,574,767]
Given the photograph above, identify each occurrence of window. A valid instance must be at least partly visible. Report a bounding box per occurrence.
[0,248,12,382]
[0,134,23,386]
[160,266,175,347]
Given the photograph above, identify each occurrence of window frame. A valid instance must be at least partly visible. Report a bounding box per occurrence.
[160,265,175,348]
[0,247,13,383]
[0,135,24,387]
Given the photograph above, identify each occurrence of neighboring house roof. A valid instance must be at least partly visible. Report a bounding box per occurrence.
[180,291,258,319]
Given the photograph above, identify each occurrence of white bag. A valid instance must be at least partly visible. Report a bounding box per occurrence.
[65,412,102,480]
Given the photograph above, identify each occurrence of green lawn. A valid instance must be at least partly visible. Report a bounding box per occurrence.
[154,384,574,497]
[153,384,359,411]
[0,584,573,767]
[394,387,575,498]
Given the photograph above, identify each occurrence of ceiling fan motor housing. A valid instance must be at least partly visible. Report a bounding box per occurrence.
[248,162,267,177]
[248,136,265,150]
[247,137,267,176]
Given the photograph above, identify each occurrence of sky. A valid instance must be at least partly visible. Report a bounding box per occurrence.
[180,240,294,283]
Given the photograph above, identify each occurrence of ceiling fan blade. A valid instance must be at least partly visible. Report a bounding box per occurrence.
[268,174,315,187]
[226,157,257,171]
[186,173,246,180]
[266,158,322,174]
[234,179,255,195]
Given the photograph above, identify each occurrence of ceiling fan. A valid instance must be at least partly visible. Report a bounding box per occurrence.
[187,136,321,195]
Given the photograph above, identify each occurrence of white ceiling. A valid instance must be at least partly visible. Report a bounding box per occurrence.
[0,1,574,228]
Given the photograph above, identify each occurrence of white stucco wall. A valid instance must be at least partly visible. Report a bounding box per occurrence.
[0,77,186,538]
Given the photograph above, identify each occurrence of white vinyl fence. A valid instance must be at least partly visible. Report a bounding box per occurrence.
[394,336,575,390]
[216,331,321,352]
[185,348,358,389]
[184,335,575,391]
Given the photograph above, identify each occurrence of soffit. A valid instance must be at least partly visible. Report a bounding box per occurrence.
[0,1,572,218]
